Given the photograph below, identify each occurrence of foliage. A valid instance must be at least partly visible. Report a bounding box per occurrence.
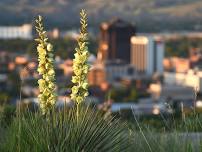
[71,9,90,105]
[165,37,202,57]
[7,71,21,98]
[0,104,16,128]
[126,87,138,101]
[0,92,10,105]
[1,0,202,32]
[35,15,57,114]
[108,86,149,103]
[109,87,128,102]
[1,106,132,152]
[0,38,97,59]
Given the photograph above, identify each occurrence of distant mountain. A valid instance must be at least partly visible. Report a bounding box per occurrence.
[1,0,202,32]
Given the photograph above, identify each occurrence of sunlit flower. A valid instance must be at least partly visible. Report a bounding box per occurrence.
[70,9,90,105]
[35,15,57,115]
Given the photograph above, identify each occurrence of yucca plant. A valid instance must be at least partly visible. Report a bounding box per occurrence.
[1,106,132,152]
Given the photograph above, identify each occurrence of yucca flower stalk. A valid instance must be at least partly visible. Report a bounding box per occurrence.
[71,10,90,106]
[35,15,57,115]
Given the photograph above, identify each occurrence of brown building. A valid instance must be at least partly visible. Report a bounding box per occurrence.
[88,64,106,86]
[97,18,136,63]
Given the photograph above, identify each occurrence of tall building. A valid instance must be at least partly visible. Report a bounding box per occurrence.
[0,24,32,39]
[97,18,136,63]
[130,36,164,75]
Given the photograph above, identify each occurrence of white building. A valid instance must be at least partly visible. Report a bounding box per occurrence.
[130,36,164,75]
[0,24,32,39]
[149,83,195,101]
[164,70,202,93]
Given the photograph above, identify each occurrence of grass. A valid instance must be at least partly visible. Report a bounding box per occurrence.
[127,111,202,152]
[132,131,199,152]
[0,126,5,147]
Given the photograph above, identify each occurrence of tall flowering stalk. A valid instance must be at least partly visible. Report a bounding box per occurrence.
[71,10,90,106]
[35,16,57,115]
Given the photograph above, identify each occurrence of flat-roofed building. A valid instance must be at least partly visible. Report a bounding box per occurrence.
[149,83,195,101]
[0,24,32,39]
[98,18,136,63]
[130,36,164,75]
[164,70,202,93]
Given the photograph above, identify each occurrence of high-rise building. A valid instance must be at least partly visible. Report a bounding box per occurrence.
[97,18,136,63]
[130,36,164,75]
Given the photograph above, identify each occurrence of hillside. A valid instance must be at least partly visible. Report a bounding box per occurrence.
[0,0,202,31]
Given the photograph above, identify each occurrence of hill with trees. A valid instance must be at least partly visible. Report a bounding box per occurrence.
[0,0,202,31]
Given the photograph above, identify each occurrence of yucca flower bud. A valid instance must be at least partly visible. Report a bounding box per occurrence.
[35,15,57,115]
[70,9,90,105]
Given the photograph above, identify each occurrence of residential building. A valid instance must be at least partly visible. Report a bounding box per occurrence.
[163,57,190,72]
[58,59,73,76]
[175,58,190,73]
[47,28,60,39]
[190,48,202,63]
[189,48,202,69]
[0,24,32,39]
